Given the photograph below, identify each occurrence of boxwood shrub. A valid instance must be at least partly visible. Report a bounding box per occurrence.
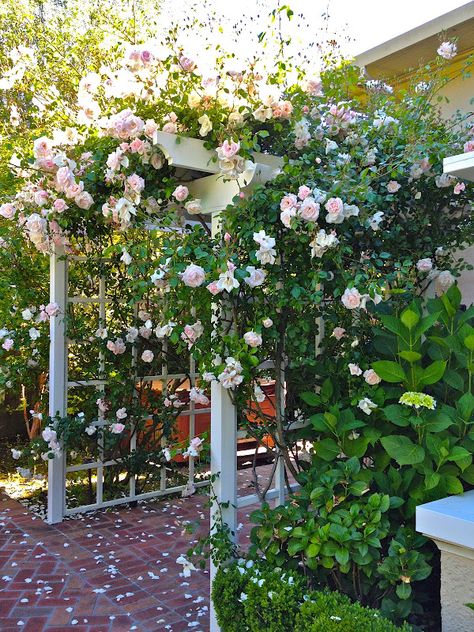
[212,561,412,632]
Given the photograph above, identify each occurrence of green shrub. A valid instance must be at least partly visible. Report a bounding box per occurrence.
[213,561,411,632]
[296,592,412,631]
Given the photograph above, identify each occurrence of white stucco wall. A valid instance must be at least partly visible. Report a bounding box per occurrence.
[439,547,474,632]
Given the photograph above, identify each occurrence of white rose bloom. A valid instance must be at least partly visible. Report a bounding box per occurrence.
[358,398,377,415]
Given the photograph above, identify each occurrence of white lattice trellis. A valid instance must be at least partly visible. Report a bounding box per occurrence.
[47,132,285,631]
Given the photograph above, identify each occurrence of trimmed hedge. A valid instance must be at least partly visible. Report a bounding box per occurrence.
[212,561,412,632]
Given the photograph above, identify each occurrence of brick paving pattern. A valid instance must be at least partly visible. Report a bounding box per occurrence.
[0,466,267,631]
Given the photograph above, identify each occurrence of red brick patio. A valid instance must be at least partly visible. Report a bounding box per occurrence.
[0,467,265,631]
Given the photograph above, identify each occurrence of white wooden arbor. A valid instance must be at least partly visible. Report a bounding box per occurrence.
[48,132,283,631]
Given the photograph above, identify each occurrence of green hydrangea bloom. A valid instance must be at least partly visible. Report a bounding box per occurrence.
[399,391,436,410]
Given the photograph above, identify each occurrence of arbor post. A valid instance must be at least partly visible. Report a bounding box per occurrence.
[47,246,68,524]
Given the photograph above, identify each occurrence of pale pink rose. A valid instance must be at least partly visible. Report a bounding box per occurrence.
[189,388,209,406]
[116,407,127,420]
[280,207,297,228]
[299,197,320,221]
[75,191,94,210]
[173,185,189,202]
[437,41,457,60]
[181,263,206,287]
[53,199,68,213]
[144,119,158,138]
[348,363,362,376]
[96,398,109,413]
[217,140,240,159]
[464,140,474,153]
[140,49,153,64]
[386,181,401,193]
[129,138,144,153]
[36,158,56,172]
[141,349,154,363]
[127,173,145,194]
[331,327,346,340]
[416,258,433,273]
[244,266,266,288]
[45,302,60,317]
[34,190,48,207]
[298,185,311,200]
[206,281,221,295]
[110,422,125,434]
[280,194,298,211]
[325,197,345,223]
[306,79,323,96]
[341,287,362,309]
[2,338,14,351]
[262,318,273,328]
[364,369,381,385]
[42,427,57,443]
[0,203,15,219]
[276,100,293,118]
[243,331,262,347]
[224,232,231,242]
[65,181,84,199]
[162,122,178,134]
[435,270,455,295]
[33,136,53,159]
[454,182,466,195]
[56,167,74,192]
[179,55,196,72]
[106,338,126,355]
[139,326,152,339]
[185,199,202,214]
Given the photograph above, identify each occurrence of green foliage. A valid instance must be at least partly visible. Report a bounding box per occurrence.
[212,561,412,632]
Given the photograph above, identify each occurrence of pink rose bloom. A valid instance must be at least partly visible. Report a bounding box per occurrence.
[0,203,16,219]
[262,318,273,328]
[127,173,145,194]
[189,388,209,406]
[75,191,94,210]
[140,50,153,64]
[181,263,206,287]
[129,138,144,153]
[298,185,311,200]
[37,158,56,172]
[437,41,457,60]
[454,182,466,195]
[299,197,320,222]
[464,140,474,153]
[162,122,178,134]
[173,185,189,202]
[416,258,433,273]
[141,350,154,363]
[435,270,455,295]
[144,119,158,138]
[341,287,362,309]
[280,194,298,212]
[306,79,323,96]
[116,407,127,420]
[34,190,49,207]
[243,331,262,347]
[325,197,345,224]
[2,338,14,351]
[110,422,125,434]
[179,55,196,72]
[45,302,60,317]
[65,182,84,199]
[217,140,240,159]
[107,338,126,355]
[206,281,221,295]
[224,232,231,242]
[349,363,362,376]
[280,207,297,228]
[331,327,346,340]
[56,167,74,192]
[386,181,401,193]
[33,136,53,159]
[53,199,68,213]
[96,398,109,413]
[364,369,381,385]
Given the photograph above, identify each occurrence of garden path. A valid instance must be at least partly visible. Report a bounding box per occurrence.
[0,466,267,632]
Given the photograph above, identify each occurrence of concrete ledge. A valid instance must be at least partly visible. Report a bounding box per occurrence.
[416,490,474,550]
[443,150,474,181]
